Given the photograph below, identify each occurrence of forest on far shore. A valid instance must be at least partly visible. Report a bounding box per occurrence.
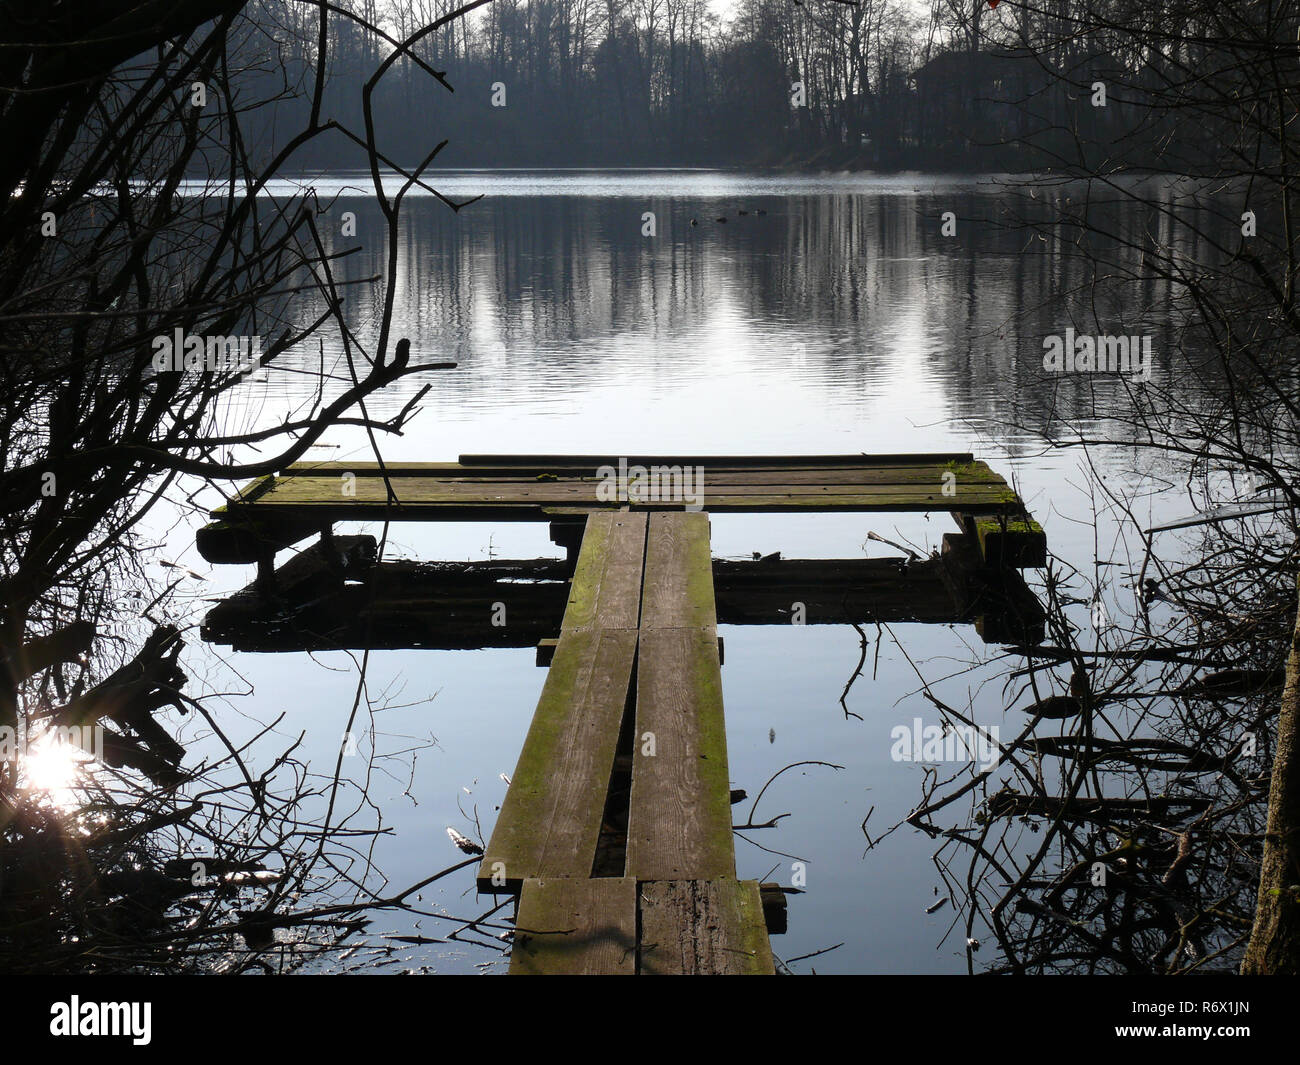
[231,0,1235,172]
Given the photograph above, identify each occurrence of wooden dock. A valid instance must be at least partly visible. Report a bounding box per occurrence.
[197,453,1047,974]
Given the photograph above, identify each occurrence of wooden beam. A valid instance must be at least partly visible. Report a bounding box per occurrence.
[628,514,735,882]
[478,513,649,893]
[641,511,717,630]
[953,510,1048,568]
[195,516,322,564]
[638,880,775,975]
[459,452,975,467]
[478,628,637,893]
[201,551,1035,652]
[201,557,570,652]
[510,877,638,975]
[561,512,648,631]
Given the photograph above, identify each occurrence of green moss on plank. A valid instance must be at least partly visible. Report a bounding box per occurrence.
[732,881,777,974]
[689,633,734,872]
[977,517,1045,533]
[941,460,1004,484]
[975,516,1044,535]
[479,629,635,887]
[682,516,719,629]
[562,516,614,629]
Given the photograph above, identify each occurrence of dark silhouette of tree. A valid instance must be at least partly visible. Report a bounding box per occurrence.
[0,0,491,973]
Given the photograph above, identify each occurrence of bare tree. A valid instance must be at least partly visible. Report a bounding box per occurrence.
[0,0,498,972]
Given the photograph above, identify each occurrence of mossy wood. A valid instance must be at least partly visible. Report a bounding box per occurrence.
[510,877,638,975]
[639,879,775,975]
[477,513,647,892]
[196,454,1037,564]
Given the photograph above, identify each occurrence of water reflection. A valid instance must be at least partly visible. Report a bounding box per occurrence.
[178,173,1236,974]
[209,173,1212,468]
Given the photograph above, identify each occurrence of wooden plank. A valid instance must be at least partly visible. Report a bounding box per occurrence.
[230,478,1014,505]
[510,877,638,975]
[281,462,1007,486]
[290,458,981,469]
[629,512,734,881]
[460,452,975,467]
[219,489,1017,522]
[627,627,735,881]
[195,515,322,563]
[478,629,638,892]
[638,880,775,975]
[642,512,716,630]
[561,512,647,631]
[967,512,1048,568]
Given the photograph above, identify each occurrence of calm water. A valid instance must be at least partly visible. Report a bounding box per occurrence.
[155,171,1205,973]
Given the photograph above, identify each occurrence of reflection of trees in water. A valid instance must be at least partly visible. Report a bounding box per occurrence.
[880,491,1289,974]
[885,2,1300,974]
[308,186,1199,445]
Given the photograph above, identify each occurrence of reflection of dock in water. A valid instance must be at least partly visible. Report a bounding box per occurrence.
[198,454,1046,974]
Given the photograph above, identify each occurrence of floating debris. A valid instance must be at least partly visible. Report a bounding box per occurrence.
[446,827,483,855]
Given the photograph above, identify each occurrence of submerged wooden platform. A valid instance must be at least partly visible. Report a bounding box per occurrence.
[197,453,1048,974]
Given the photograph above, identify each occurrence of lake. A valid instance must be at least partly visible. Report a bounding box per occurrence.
[160,170,1205,973]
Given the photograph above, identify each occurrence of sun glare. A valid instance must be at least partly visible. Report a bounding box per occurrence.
[21,729,94,800]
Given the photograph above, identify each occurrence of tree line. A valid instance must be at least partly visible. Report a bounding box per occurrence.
[228,0,1247,172]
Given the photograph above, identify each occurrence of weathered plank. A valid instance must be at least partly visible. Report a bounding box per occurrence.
[641,512,717,630]
[966,512,1048,568]
[627,512,735,881]
[627,629,734,880]
[561,512,648,631]
[478,513,648,892]
[203,456,1036,561]
[638,880,775,975]
[459,452,975,467]
[283,460,1007,486]
[510,877,638,975]
[227,477,1015,507]
[478,628,637,892]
